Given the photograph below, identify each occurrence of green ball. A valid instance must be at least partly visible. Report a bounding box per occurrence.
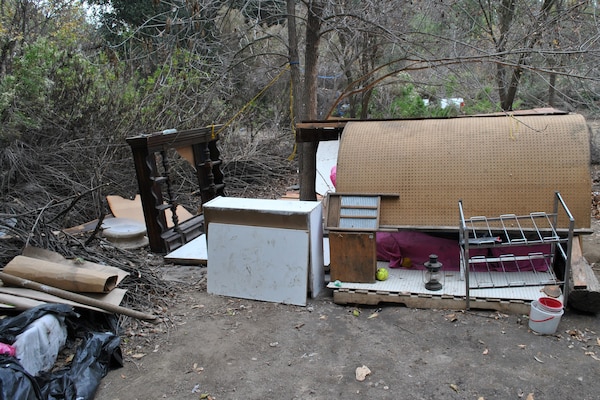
[376,267,389,281]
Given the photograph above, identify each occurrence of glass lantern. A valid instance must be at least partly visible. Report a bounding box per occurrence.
[424,254,443,291]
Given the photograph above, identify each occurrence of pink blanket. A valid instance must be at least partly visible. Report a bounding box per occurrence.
[376,232,550,272]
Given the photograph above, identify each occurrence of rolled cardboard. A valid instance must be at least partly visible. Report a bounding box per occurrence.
[3,256,117,293]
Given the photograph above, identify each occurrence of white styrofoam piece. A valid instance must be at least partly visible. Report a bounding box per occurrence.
[323,237,330,267]
[327,261,552,302]
[316,139,339,195]
[164,234,207,263]
[203,196,321,213]
[308,205,325,298]
[207,223,310,306]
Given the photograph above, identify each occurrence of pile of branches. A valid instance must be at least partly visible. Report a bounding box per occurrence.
[0,125,298,313]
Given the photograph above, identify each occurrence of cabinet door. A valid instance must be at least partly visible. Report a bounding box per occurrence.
[207,223,310,306]
[329,231,376,283]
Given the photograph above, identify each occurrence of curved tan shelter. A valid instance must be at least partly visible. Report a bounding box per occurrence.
[335,113,591,230]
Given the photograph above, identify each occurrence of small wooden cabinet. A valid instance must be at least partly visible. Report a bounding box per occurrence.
[326,194,384,283]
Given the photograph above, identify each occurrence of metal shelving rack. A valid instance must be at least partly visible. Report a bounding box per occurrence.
[459,192,575,309]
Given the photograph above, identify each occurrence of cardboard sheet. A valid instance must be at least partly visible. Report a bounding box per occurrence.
[107,194,194,228]
[0,287,127,313]
[336,114,591,229]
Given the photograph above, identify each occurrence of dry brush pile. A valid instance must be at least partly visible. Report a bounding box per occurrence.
[0,126,297,314]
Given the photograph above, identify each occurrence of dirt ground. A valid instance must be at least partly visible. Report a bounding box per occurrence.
[94,267,600,400]
[94,224,600,395]
[93,160,600,400]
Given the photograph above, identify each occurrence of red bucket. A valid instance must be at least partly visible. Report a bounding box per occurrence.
[538,297,563,312]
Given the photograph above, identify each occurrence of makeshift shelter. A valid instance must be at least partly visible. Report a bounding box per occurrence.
[297,110,594,313]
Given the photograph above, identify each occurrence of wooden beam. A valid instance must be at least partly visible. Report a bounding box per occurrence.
[570,236,589,289]
[295,120,348,143]
[332,290,530,315]
[567,236,600,313]
[127,125,224,152]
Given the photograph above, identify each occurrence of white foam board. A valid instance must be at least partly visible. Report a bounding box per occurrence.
[316,140,339,195]
[164,235,207,264]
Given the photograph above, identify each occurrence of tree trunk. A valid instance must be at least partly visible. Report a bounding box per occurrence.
[548,73,556,107]
[287,0,303,181]
[299,0,323,201]
[496,0,556,111]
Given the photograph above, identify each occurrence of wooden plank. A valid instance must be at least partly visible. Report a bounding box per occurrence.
[567,236,600,313]
[332,289,530,315]
[126,125,223,153]
[570,236,589,289]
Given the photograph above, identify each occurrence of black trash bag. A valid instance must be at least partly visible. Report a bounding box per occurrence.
[0,355,43,400]
[38,331,123,400]
[0,304,77,344]
[0,305,123,400]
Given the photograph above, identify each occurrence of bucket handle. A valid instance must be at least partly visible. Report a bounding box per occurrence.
[531,316,555,323]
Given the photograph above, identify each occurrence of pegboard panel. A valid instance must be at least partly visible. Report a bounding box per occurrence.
[336,114,591,230]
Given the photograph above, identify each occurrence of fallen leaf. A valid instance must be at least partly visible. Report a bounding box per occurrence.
[367,312,379,319]
[130,353,146,359]
[526,393,534,400]
[352,309,361,317]
[450,383,459,392]
[445,313,457,322]
[518,344,527,349]
[596,338,600,346]
[319,315,328,320]
[533,356,544,363]
[355,365,371,381]
[482,348,489,355]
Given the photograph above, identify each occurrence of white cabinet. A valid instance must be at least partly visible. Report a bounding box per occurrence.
[203,197,324,306]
